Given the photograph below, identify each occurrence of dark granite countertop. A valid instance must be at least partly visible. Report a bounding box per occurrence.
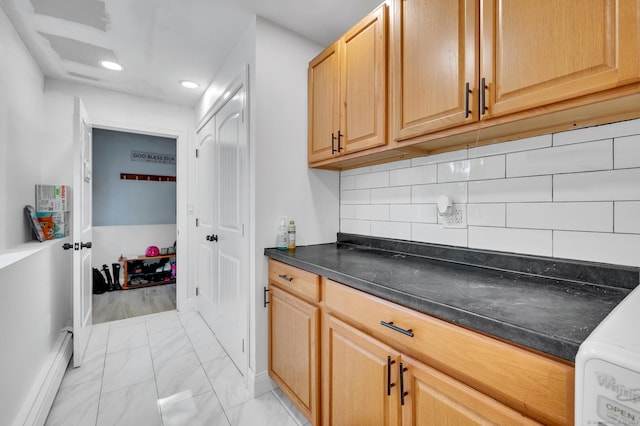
[265,234,639,362]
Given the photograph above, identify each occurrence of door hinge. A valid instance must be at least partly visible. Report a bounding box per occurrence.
[196,218,199,227]
[196,287,199,296]
[242,339,245,353]
[242,224,245,237]
[195,149,199,158]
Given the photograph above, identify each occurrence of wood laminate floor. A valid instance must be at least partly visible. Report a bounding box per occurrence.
[92,284,176,324]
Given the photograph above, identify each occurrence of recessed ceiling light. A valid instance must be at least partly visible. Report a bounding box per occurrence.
[180,80,199,89]
[99,60,123,71]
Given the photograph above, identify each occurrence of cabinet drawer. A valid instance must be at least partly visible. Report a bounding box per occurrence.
[324,278,574,426]
[268,260,321,302]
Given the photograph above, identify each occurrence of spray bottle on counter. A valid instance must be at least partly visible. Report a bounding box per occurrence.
[277,217,288,250]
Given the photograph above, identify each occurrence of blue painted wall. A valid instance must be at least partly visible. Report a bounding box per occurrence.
[92,129,176,226]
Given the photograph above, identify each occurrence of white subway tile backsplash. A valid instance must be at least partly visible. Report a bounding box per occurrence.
[341,176,355,191]
[412,182,467,204]
[341,166,371,176]
[341,205,355,219]
[355,171,389,189]
[468,134,552,158]
[614,134,640,169]
[411,149,467,166]
[553,118,640,146]
[438,155,505,183]
[371,159,411,172]
[412,223,468,246]
[355,205,390,221]
[390,165,437,186]
[554,169,640,201]
[341,189,370,205]
[469,176,552,203]
[615,201,640,234]
[338,116,640,267]
[390,204,438,223]
[371,186,411,204]
[469,227,552,257]
[467,203,506,227]
[506,140,612,177]
[340,219,371,235]
[506,202,613,232]
[553,231,640,267]
[371,221,412,240]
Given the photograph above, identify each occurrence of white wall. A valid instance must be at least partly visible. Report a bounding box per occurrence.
[44,79,196,309]
[0,7,74,425]
[92,224,177,280]
[253,18,338,377]
[0,5,47,251]
[195,17,339,393]
[340,118,640,267]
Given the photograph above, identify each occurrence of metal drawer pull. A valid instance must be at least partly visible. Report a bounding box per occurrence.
[399,362,408,405]
[278,274,293,282]
[380,321,414,337]
[386,356,396,396]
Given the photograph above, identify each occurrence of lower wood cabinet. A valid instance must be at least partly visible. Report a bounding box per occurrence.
[268,261,321,425]
[323,314,401,426]
[268,260,575,426]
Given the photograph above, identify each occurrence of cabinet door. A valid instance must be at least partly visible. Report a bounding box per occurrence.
[269,286,319,424]
[323,315,401,426]
[341,3,388,155]
[481,0,640,119]
[308,41,341,163]
[392,0,478,142]
[401,355,540,426]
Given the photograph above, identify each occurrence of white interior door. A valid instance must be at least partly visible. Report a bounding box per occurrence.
[72,97,93,367]
[197,76,248,374]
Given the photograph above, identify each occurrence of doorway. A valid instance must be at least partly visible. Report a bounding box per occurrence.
[91,128,177,323]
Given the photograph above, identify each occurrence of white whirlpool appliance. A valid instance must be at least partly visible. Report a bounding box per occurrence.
[576,284,640,425]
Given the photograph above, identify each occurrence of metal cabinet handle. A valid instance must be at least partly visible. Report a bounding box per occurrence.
[380,321,414,337]
[464,82,471,118]
[278,274,293,282]
[337,130,343,152]
[399,362,408,405]
[387,356,396,396]
[480,77,487,115]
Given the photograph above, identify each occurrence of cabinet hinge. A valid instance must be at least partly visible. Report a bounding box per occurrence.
[196,287,199,296]
[195,149,199,158]
[196,218,199,227]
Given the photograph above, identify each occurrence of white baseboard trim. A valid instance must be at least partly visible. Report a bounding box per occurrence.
[247,368,275,398]
[13,330,73,426]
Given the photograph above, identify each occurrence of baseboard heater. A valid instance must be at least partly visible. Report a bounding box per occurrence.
[13,328,73,426]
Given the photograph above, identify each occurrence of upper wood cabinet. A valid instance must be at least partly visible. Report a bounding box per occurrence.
[482,0,640,119]
[308,3,388,164]
[391,0,478,141]
[392,0,640,144]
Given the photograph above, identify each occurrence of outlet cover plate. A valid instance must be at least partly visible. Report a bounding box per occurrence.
[442,204,467,228]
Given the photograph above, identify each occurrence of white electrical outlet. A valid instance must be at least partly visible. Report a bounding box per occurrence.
[442,204,467,228]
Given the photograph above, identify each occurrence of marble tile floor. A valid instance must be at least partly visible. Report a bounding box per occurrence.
[93,284,176,324]
[46,310,309,426]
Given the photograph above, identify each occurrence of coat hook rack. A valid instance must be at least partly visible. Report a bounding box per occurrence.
[120,173,176,182]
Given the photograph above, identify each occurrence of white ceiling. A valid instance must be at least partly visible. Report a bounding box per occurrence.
[0,0,382,106]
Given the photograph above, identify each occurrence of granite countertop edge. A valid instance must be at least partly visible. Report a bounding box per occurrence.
[264,242,637,362]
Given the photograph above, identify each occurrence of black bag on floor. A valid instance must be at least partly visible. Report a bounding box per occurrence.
[92,267,108,294]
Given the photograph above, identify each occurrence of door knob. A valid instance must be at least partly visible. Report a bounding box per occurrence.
[211,234,218,242]
[206,235,210,241]
[62,243,74,250]
[81,241,92,249]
